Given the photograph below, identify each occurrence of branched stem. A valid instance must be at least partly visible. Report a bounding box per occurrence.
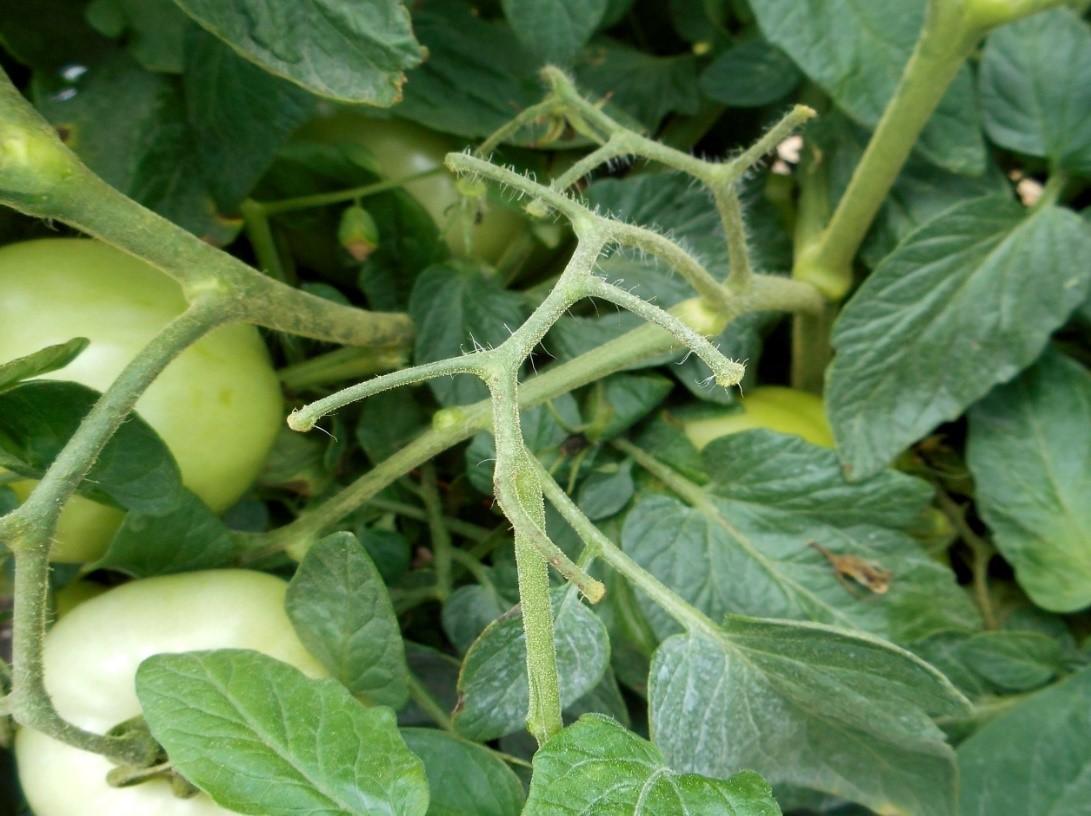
[535,460,716,636]
[582,277,744,388]
[288,354,492,432]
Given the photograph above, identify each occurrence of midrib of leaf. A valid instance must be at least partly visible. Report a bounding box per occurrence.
[194,663,359,814]
[623,441,861,630]
[634,767,669,814]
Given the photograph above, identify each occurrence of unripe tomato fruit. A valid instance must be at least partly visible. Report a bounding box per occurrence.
[680,386,834,450]
[15,570,325,816]
[298,113,525,264]
[0,239,283,562]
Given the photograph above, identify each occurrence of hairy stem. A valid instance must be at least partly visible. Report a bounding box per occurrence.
[2,302,229,764]
[536,461,716,636]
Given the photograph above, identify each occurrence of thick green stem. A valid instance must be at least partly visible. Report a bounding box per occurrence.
[2,302,229,764]
[791,304,837,394]
[795,1,981,299]
[0,68,411,349]
[487,373,563,744]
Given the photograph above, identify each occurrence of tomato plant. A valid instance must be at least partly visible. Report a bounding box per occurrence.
[1,1,1089,816]
[15,571,323,816]
[0,239,283,562]
[301,113,528,264]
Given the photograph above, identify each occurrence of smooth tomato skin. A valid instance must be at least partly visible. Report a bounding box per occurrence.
[0,239,284,562]
[681,386,835,450]
[15,570,325,816]
[299,113,525,264]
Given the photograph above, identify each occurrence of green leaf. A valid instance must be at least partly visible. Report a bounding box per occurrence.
[400,643,461,729]
[409,262,528,406]
[959,666,1091,815]
[749,0,983,173]
[699,38,801,107]
[650,618,968,816]
[33,52,236,243]
[393,2,543,140]
[967,348,1091,612]
[979,9,1091,176]
[0,381,183,514]
[502,0,607,66]
[959,631,1063,692]
[453,590,610,741]
[93,490,234,577]
[0,337,88,393]
[575,40,699,132]
[356,389,428,464]
[183,27,315,209]
[583,372,674,442]
[828,197,1091,479]
[442,584,511,654]
[358,527,412,585]
[565,668,631,727]
[622,432,978,643]
[0,0,111,68]
[401,728,525,816]
[524,714,780,815]
[286,532,409,708]
[171,0,423,104]
[136,649,429,816]
[87,0,191,72]
[577,459,634,520]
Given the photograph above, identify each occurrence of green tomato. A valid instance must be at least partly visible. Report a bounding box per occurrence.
[680,386,835,450]
[300,113,526,263]
[0,239,283,562]
[15,570,325,816]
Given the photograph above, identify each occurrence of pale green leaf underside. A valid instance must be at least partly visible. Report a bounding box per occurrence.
[172,0,424,104]
[650,618,968,816]
[401,728,525,816]
[524,714,780,815]
[960,666,1091,815]
[749,0,983,173]
[968,349,1091,612]
[828,197,1091,479]
[136,649,429,816]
